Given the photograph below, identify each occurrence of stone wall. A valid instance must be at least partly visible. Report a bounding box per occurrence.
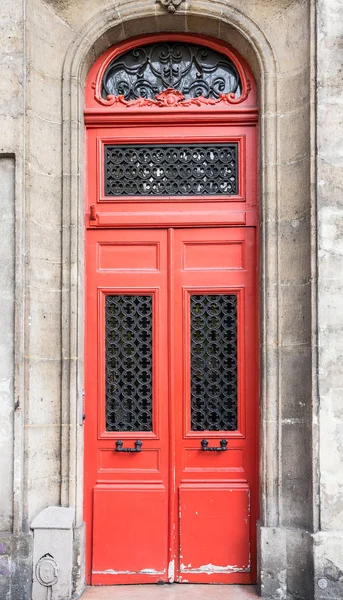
[0,1,33,598]
[0,0,342,598]
[314,0,343,598]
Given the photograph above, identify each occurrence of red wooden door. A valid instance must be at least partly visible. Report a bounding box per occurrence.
[84,226,257,585]
[173,228,257,584]
[85,229,169,585]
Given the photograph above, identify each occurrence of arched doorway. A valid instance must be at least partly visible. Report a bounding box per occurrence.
[84,33,258,586]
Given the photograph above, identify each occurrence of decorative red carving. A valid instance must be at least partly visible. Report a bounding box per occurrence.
[155,89,187,106]
[99,86,251,109]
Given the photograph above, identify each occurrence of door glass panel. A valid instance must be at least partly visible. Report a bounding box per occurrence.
[190,294,237,431]
[104,144,238,197]
[105,295,153,431]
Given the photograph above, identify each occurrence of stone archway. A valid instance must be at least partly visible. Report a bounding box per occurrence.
[59,3,314,597]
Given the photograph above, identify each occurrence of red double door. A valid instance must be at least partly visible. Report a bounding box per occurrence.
[85,226,258,585]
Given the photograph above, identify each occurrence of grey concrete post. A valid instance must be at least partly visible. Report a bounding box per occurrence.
[31,507,74,600]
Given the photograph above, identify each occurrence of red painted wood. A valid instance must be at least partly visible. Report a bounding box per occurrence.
[92,484,168,584]
[179,485,251,583]
[84,229,170,584]
[173,227,258,583]
[84,228,258,585]
[85,126,257,229]
[84,33,258,587]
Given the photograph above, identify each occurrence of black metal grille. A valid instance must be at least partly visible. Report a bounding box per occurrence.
[105,295,153,432]
[102,42,241,101]
[190,294,238,431]
[105,144,238,196]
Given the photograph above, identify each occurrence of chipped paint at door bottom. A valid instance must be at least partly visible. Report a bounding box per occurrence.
[180,563,250,574]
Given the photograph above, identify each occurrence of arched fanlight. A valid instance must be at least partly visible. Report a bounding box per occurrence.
[101,42,242,102]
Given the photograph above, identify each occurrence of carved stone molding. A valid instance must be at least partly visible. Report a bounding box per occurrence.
[157,0,186,13]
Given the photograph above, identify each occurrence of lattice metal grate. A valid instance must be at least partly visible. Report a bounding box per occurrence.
[190,294,238,431]
[105,295,153,432]
[104,144,238,196]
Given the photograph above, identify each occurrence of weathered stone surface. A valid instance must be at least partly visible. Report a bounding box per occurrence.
[72,522,86,599]
[316,3,343,594]
[0,533,33,600]
[313,532,343,600]
[31,507,74,600]
[257,526,287,599]
[0,157,15,533]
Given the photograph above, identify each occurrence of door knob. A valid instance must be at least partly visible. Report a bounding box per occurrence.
[115,440,143,453]
[200,439,228,452]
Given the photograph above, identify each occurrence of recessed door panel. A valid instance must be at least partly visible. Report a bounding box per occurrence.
[92,485,168,585]
[179,485,251,583]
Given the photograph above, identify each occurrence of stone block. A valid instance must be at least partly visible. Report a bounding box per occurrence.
[281,422,312,529]
[27,286,62,362]
[279,218,311,284]
[27,0,74,79]
[280,282,311,347]
[31,506,74,600]
[0,533,33,600]
[27,359,61,426]
[286,528,314,600]
[72,522,86,599]
[280,345,312,421]
[257,525,287,599]
[313,531,343,600]
[27,114,62,176]
[279,105,311,165]
[26,427,61,522]
[277,67,311,115]
[265,0,310,73]
[279,156,311,221]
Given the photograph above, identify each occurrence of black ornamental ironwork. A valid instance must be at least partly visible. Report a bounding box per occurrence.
[102,42,241,102]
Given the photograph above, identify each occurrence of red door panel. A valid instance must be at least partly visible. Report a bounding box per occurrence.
[179,485,250,583]
[92,485,168,584]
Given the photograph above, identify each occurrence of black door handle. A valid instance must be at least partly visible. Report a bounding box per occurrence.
[115,440,143,453]
[201,439,228,452]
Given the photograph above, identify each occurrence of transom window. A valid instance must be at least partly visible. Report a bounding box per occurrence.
[104,143,238,197]
[102,42,242,101]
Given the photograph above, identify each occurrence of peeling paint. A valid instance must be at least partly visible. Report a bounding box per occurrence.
[92,568,165,575]
[168,559,174,581]
[180,562,250,574]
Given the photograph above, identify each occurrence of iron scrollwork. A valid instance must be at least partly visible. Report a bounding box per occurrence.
[101,42,242,103]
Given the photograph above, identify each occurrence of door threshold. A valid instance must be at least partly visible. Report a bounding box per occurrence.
[82,583,258,599]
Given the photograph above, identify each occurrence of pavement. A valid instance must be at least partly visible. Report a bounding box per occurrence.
[82,585,258,599]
